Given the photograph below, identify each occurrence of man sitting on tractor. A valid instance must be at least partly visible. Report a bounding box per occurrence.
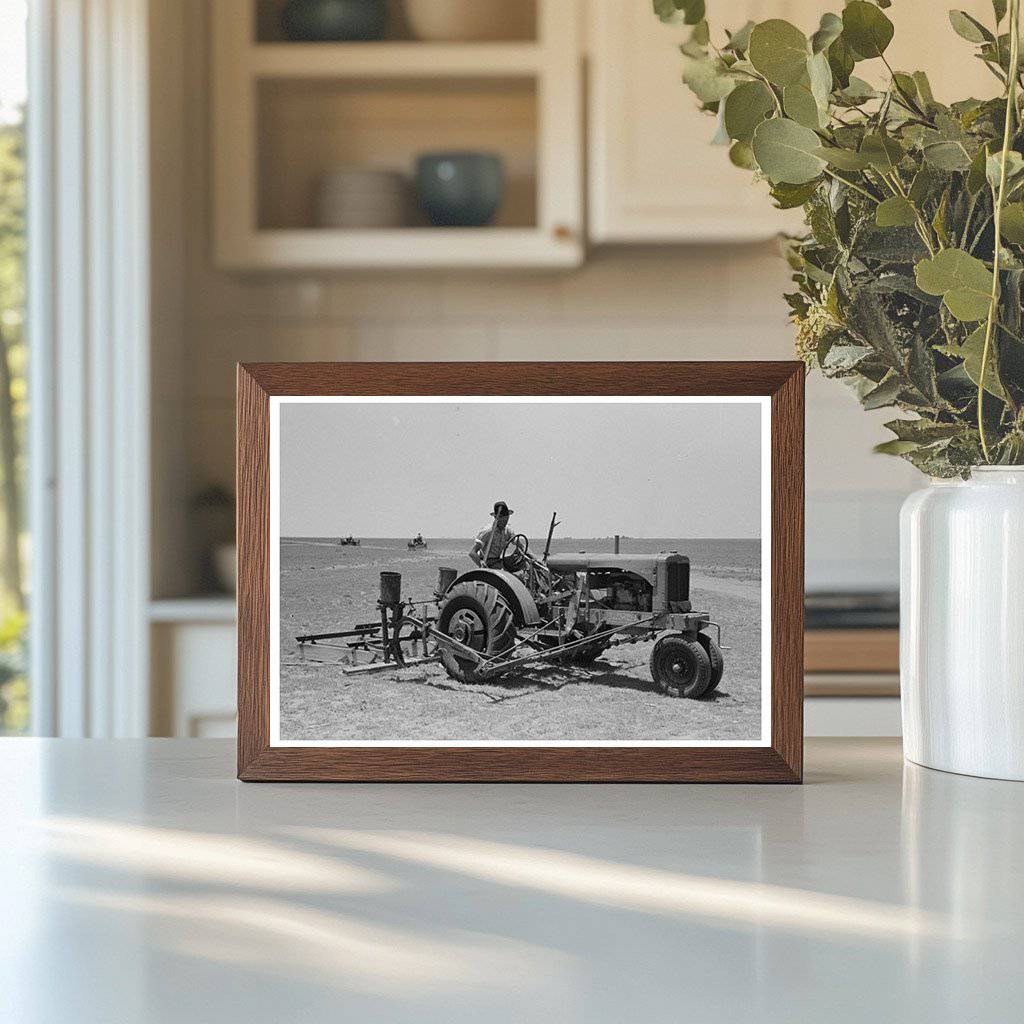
[469,500,516,569]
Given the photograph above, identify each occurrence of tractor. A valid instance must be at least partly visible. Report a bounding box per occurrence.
[297,515,725,698]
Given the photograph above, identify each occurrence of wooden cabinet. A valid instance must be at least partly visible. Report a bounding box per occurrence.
[212,0,583,269]
[586,0,998,244]
[588,1,812,243]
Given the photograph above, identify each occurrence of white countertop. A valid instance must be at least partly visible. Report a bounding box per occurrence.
[1,738,1021,1023]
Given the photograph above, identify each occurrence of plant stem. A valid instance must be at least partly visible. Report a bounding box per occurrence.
[979,0,1021,463]
[821,167,879,203]
[880,54,930,120]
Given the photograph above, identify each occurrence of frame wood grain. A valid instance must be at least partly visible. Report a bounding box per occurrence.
[237,362,804,782]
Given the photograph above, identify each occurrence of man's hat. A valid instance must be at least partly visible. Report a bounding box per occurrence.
[491,501,514,517]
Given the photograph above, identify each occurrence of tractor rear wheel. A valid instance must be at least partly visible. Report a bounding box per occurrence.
[650,634,712,699]
[436,580,516,683]
[697,633,725,692]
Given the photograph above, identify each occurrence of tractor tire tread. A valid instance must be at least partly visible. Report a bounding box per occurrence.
[649,634,713,699]
[437,580,516,683]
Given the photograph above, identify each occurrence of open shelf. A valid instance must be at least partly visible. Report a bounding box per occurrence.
[257,76,537,232]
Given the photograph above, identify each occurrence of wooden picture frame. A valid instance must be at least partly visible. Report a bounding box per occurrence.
[237,362,804,782]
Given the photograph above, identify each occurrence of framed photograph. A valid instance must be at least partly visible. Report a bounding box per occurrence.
[237,362,804,782]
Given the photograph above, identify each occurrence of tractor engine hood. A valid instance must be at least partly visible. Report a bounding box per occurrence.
[546,552,689,585]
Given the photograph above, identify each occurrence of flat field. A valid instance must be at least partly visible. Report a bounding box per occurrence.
[278,537,763,743]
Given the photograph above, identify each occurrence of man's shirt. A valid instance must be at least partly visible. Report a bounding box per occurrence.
[475,524,515,566]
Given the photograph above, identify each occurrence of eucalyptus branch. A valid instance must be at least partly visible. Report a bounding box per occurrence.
[880,54,930,120]
[979,0,1021,463]
[750,68,783,116]
[822,167,880,203]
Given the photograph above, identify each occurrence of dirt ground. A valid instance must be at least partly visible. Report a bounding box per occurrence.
[278,540,763,743]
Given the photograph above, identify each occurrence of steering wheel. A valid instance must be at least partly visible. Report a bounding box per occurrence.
[501,533,530,572]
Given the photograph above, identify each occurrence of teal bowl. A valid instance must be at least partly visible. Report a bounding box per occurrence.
[281,0,388,42]
[415,152,505,228]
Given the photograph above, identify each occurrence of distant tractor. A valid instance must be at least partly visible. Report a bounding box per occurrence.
[298,514,725,699]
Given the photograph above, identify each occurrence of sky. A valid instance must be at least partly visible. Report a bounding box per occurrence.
[0,1,26,124]
[279,399,764,539]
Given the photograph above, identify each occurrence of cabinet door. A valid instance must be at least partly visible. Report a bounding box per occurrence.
[588,1,814,243]
[588,1,1002,245]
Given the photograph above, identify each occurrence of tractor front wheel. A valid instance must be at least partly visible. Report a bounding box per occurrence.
[650,634,712,699]
[697,633,725,692]
[436,580,516,683]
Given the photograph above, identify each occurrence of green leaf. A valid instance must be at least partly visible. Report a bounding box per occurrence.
[681,55,737,103]
[827,35,855,89]
[748,19,810,87]
[932,190,950,246]
[875,196,918,228]
[835,76,878,105]
[909,165,936,205]
[862,374,902,410]
[770,179,820,209]
[923,141,972,171]
[884,419,964,443]
[752,117,827,184]
[815,146,872,170]
[948,10,994,44]
[959,324,1006,398]
[807,51,833,110]
[967,143,993,193]
[783,83,822,129]
[986,150,1024,190]
[1000,202,1024,242]
[710,107,730,145]
[810,12,843,54]
[723,81,775,143]
[842,1,895,60]
[728,140,758,169]
[915,249,994,321]
[653,0,676,23]
[874,439,922,455]
[860,133,905,172]
[724,20,755,53]
[912,71,935,105]
[892,72,919,102]
[654,0,705,25]
[856,226,929,263]
[689,20,710,47]
[681,0,705,26]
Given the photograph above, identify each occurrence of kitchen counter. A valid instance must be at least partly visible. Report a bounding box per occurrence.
[2,738,1021,1023]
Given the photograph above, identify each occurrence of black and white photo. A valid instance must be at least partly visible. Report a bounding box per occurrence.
[270,396,770,747]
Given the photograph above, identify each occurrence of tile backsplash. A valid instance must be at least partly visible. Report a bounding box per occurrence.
[173,247,917,594]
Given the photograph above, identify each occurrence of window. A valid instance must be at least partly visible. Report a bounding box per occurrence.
[0,0,28,734]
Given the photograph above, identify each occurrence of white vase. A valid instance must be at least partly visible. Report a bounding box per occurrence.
[900,467,1024,780]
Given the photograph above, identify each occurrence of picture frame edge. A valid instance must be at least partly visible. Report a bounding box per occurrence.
[235,361,805,783]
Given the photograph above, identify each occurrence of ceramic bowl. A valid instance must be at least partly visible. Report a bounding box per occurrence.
[315,167,409,228]
[280,0,388,42]
[415,152,505,227]
[403,0,534,42]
